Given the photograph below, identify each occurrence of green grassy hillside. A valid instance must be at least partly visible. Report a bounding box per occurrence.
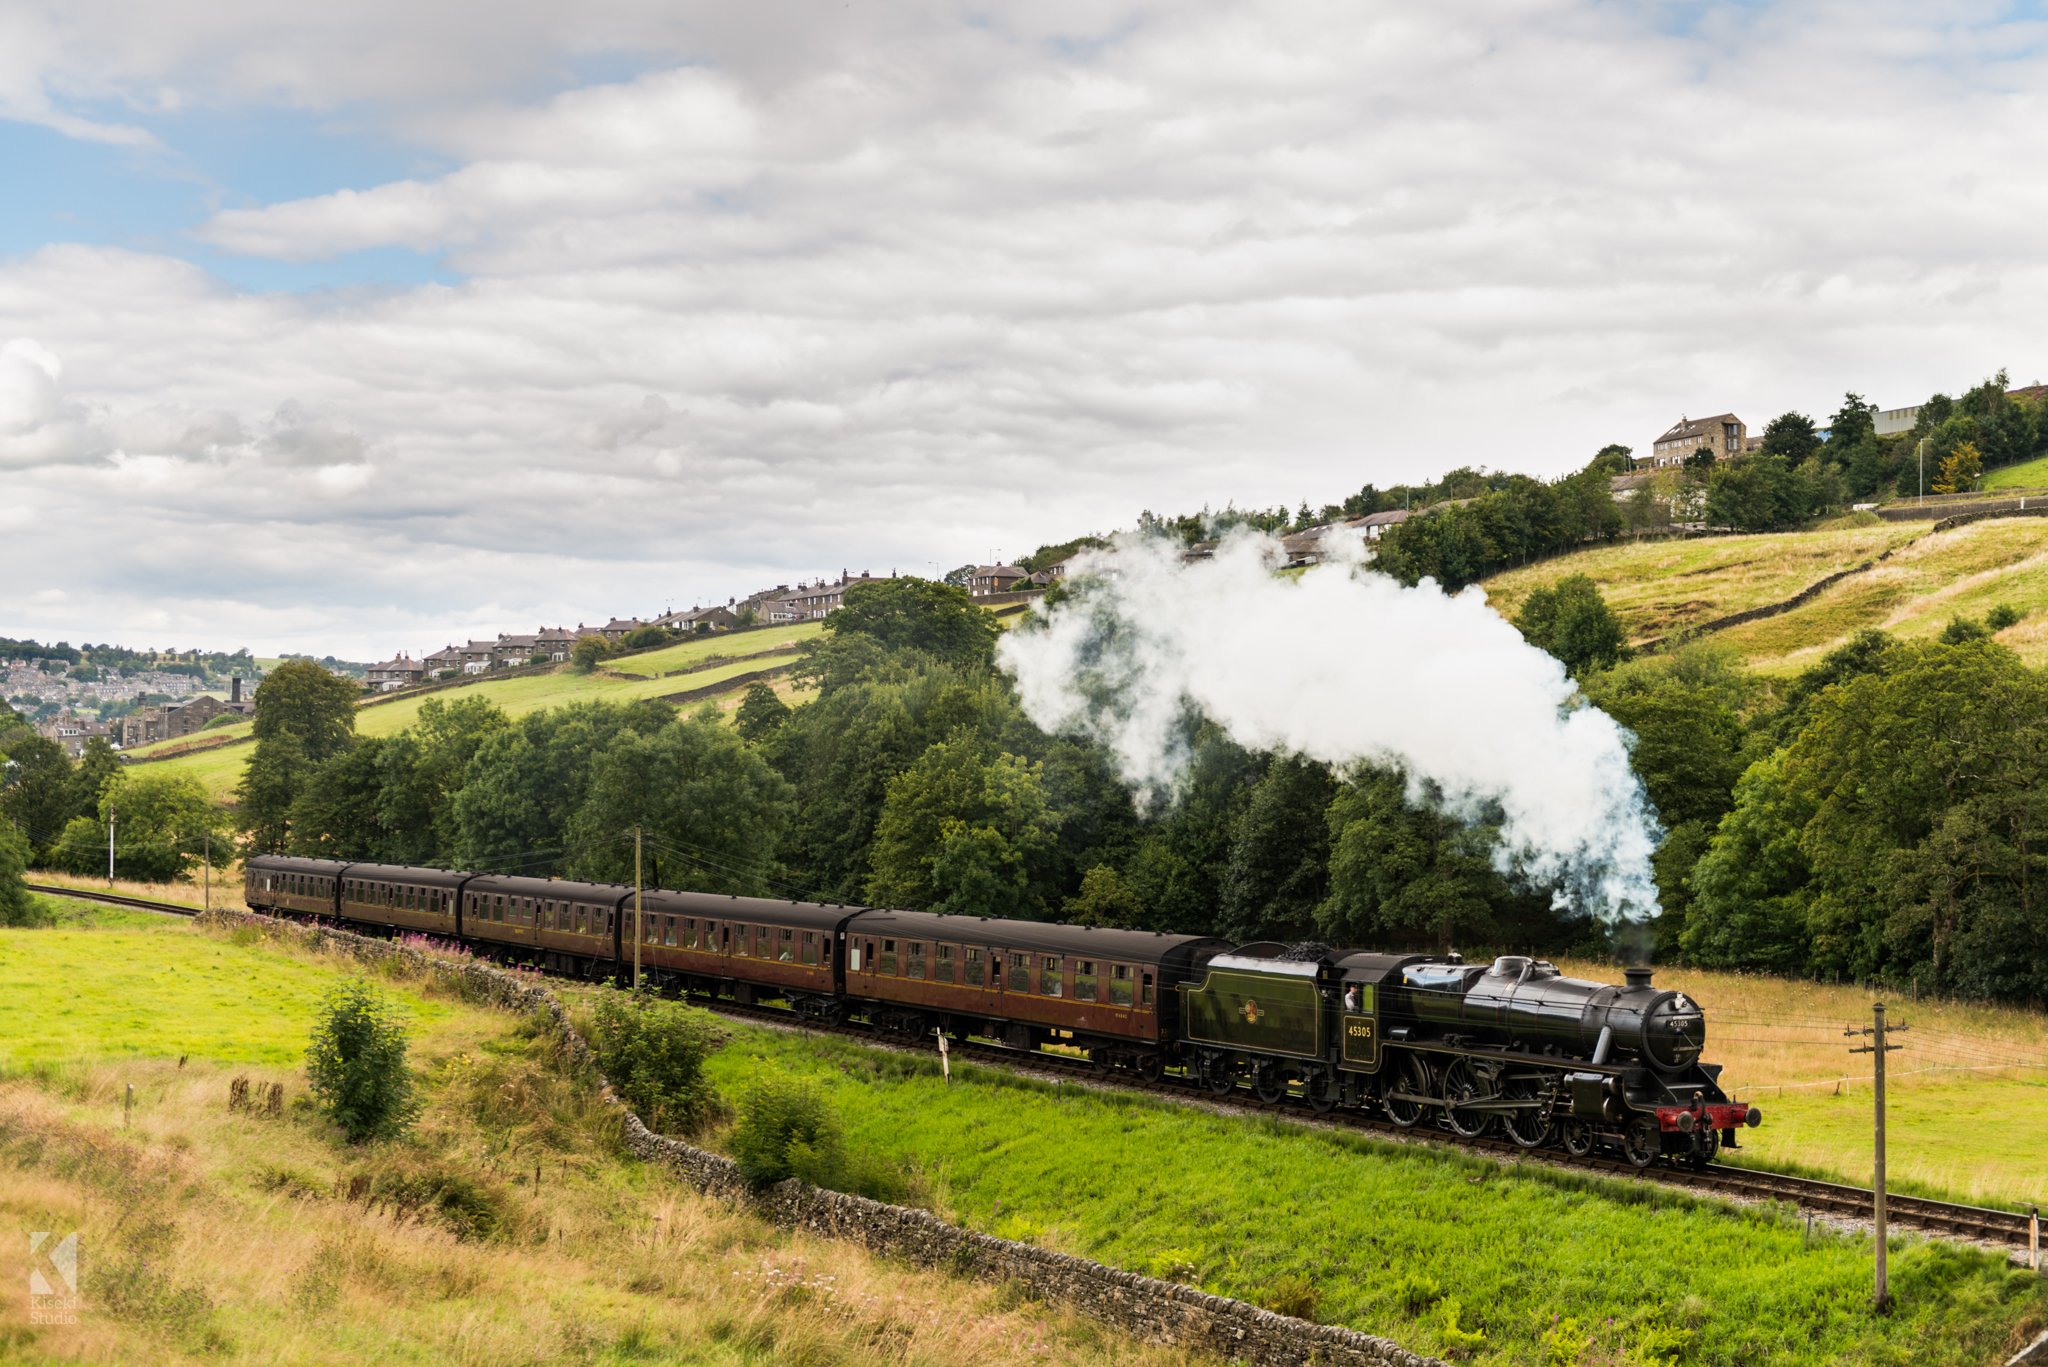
[135,626,819,801]
[1482,514,2048,673]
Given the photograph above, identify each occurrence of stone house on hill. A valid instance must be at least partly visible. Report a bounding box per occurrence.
[367,656,425,690]
[1640,414,1760,469]
[968,565,1029,596]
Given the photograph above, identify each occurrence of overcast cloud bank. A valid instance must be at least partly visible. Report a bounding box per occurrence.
[4,2,2048,655]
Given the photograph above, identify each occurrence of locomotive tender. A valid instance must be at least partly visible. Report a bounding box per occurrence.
[245,855,1758,1168]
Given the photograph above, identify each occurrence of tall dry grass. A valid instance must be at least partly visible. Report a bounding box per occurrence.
[0,970,1201,1366]
[29,868,242,913]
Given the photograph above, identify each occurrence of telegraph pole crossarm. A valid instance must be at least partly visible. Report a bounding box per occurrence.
[1848,1004,1909,1311]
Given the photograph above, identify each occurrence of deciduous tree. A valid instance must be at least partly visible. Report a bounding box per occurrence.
[251,659,359,762]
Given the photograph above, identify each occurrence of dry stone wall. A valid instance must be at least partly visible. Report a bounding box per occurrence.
[210,909,1445,1367]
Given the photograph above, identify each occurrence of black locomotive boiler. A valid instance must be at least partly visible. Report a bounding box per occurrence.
[243,855,1757,1169]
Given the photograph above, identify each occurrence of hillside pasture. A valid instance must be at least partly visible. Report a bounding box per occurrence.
[135,644,809,801]
[1480,523,1929,647]
[0,915,1169,1367]
[1479,516,2048,673]
[604,622,819,677]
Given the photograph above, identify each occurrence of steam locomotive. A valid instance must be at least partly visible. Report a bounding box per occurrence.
[244,854,1758,1168]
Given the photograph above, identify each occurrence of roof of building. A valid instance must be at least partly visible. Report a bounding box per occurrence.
[1654,413,1743,445]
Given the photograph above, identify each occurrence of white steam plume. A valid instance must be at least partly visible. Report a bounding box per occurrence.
[997,530,1662,924]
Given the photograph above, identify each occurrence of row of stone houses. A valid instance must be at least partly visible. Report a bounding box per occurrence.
[363,564,1082,692]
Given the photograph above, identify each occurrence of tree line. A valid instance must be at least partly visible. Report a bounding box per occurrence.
[6,570,2045,1005]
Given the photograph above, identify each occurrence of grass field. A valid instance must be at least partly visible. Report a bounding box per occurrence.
[0,913,1191,1367]
[700,1028,2043,1366]
[1983,458,2048,491]
[604,623,818,677]
[1480,515,2048,673]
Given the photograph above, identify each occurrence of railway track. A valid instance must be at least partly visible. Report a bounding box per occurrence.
[33,882,2039,1254]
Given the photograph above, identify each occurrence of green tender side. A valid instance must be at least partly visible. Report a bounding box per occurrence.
[1181,968,1323,1058]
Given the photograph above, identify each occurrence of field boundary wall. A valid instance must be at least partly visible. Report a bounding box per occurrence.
[1636,521,1970,652]
[198,908,1446,1367]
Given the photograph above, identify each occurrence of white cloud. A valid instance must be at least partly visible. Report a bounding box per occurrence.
[6,2,2048,656]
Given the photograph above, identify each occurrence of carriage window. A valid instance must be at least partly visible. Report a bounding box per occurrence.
[777,927,795,962]
[735,924,751,958]
[661,915,674,947]
[966,947,985,985]
[879,939,898,976]
[935,944,955,984]
[1141,972,1155,1007]
[1008,952,1031,992]
[1109,964,1134,1007]
[606,909,615,936]
[801,930,818,966]
[1040,956,1063,997]
[684,917,698,949]
[1075,961,1097,1002]
[907,942,926,980]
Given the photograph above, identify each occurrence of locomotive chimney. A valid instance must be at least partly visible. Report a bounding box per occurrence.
[1623,967,1654,990]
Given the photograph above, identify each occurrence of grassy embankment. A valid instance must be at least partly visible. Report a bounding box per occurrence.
[695,1023,2043,1366]
[0,903,1190,1367]
[1482,516,2048,674]
[1983,457,2048,491]
[132,625,823,802]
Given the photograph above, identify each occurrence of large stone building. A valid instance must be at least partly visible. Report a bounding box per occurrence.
[1640,413,1756,469]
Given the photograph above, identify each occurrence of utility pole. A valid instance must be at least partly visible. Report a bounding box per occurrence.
[634,825,643,992]
[107,804,116,886]
[203,828,210,913]
[1848,1002,1908,1310]
[1918,439,1927,506]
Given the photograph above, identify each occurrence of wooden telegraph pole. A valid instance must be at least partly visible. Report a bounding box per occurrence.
[1848,1002,1908,1310]
[107,803,116,886]
[633,825,643,992]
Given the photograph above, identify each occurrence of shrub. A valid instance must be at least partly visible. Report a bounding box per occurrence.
[621,626,667,650]
[587,985,724,1135]
[730,1076,845,1188]
[1987,603,2024,632]
[0,817,52,927]
[304,980,421,1143]
[1262,1273,1321,1321]
[571,634,616,672]
[1433,1297,1486,1356]
[1394,1271,1443,1313]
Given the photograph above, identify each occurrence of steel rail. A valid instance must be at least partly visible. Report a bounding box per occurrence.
[36,884,2034,1251]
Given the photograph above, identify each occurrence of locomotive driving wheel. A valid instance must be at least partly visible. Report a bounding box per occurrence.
[1204,1054,1237,1096]
[1441,1058,1496,1139]
[1253,1063,1287,1106]
[1621,1114,1662,1169]
[1499,1072,1553,1150]
[1385,1052,1432,1128]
